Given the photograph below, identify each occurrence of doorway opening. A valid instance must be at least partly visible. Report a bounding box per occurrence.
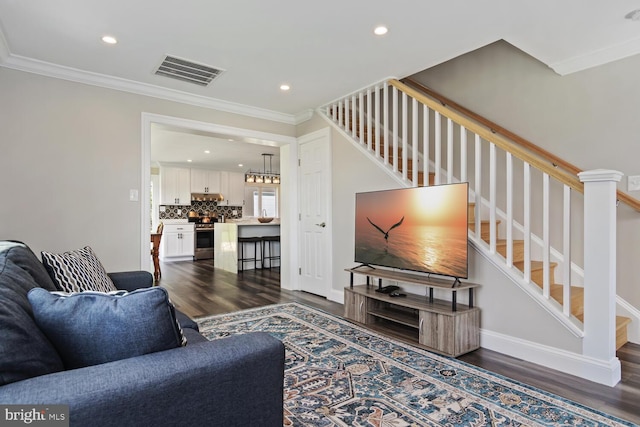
[141,113,298,290]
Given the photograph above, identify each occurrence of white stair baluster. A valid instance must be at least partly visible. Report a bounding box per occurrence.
[524,162,532,283]
[460,126,467,183]
[474,133,481,241]
[447,118,453,184]
[562,185,572,317]
[344,98,349,134]
[543,173,551,298]
[375,84,381,159]
[506,152,513,267]
[423,105,430,186]
[489,142,497,253]
[412,98,418,186]
[366,88,372,151]
[383,82,389,165]
[359,92,364,144]
[402,92,408,181]
[393,87,399,172]
[351,95,357,140]
[435,111,441,185]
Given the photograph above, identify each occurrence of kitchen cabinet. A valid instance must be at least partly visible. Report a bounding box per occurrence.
[220,171,245,206]
[162,224,195,259]
[160,166,191,205]
[191,169,221,194]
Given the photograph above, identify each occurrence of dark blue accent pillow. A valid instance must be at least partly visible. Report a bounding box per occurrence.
[0,244,65,385]
[28,287,186,370]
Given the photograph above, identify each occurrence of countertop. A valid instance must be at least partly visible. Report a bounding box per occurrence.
[227,218,280,226]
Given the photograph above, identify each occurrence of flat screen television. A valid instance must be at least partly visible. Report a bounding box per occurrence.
[354,182,469,279]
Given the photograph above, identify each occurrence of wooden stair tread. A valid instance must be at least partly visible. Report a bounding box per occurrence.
[513,260,557,271]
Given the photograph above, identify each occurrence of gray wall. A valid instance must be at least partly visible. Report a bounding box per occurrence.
[410,40,640,311]
[0,67,295,271]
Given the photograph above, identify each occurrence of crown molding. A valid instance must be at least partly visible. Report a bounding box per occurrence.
[0,52,306,125]
[549,36,640,76]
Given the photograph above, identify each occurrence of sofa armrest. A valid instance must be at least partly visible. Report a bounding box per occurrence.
[108,271,153,291]
[0,332,284,427]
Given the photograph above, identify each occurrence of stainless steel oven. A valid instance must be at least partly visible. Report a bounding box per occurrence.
[194,223,214,260]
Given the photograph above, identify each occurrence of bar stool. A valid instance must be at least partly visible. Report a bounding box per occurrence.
[261,235,281,269]
[238,237,262,272]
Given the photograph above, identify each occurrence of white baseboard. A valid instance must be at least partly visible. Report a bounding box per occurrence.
[328,288,345,304]
[480,329,621,387]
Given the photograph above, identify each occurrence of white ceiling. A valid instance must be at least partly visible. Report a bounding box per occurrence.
[150,124,281,172]
[2,1,640,168]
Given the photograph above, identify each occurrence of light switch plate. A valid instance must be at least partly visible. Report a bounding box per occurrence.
[129,189,139,201]
[628,175,640,191]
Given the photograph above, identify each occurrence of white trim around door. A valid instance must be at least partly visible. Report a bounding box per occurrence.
[140,113,298,290]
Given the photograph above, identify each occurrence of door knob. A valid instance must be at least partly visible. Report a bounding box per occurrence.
[315,222,326,228]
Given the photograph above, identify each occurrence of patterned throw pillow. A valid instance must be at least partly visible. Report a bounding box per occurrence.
[27,287,187,369]
[41,246,117,293]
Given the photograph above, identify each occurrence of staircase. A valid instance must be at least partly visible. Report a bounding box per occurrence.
[466,201,631,349]
[319,78,635,385]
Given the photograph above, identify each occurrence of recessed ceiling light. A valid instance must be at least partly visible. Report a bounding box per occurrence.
[374,26,388,36]
[228,138,234,142]
[204,150,210,154]
[238,163,244,168]
[187,159,192,163]
[280,84,291,91]
[101,35,118,44]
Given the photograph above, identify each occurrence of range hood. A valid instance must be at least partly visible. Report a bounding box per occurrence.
[191,193,224,202]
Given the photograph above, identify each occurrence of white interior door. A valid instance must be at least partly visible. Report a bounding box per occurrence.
[299,128,331,297]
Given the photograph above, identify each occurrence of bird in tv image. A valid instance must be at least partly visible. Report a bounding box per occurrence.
[354,183,469,279]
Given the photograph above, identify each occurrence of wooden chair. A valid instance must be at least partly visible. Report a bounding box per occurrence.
[151,222,164,283]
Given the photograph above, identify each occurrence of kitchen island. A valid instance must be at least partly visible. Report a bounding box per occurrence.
[214,219,280,273]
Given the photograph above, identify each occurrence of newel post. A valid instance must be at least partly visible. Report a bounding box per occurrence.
[578,169,622,386]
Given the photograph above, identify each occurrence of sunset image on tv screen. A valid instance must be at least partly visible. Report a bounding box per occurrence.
[354,183,468,278]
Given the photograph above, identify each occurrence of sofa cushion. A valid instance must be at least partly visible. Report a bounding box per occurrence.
[28,287,187,369]
[0,243,65,386]
[41,246,117,293]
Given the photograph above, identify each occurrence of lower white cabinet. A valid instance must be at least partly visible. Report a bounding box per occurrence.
[161,224,194,259]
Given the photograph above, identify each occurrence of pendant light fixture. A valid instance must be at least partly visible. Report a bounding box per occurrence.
[245,153,280,184]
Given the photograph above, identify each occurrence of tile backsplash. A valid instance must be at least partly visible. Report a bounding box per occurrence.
[159,201,243,220]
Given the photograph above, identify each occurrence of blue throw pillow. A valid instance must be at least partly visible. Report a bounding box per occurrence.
[28,287,186,370]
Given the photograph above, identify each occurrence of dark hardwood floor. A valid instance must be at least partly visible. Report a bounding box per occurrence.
[159,260,640,425]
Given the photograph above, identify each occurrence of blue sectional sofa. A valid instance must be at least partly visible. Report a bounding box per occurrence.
[0,241,284,427]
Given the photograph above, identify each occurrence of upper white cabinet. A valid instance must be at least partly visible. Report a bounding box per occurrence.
[191,169,221,194]
[160,166,191,205]
[221,171,245,206]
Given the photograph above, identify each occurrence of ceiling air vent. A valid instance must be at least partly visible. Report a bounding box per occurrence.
[154,55,224,87]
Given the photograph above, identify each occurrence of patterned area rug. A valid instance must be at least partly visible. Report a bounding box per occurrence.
[197,303,635,427]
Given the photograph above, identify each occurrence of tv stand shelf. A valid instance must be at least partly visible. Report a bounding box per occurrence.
[344,267,480,357]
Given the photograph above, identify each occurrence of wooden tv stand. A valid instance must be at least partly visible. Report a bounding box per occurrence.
[344,266,480,357]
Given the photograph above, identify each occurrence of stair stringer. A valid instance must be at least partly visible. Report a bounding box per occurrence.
[319,109,584,338]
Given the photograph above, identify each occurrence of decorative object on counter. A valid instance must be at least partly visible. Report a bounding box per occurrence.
[245,153,280,185]
[258,209,274,223]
